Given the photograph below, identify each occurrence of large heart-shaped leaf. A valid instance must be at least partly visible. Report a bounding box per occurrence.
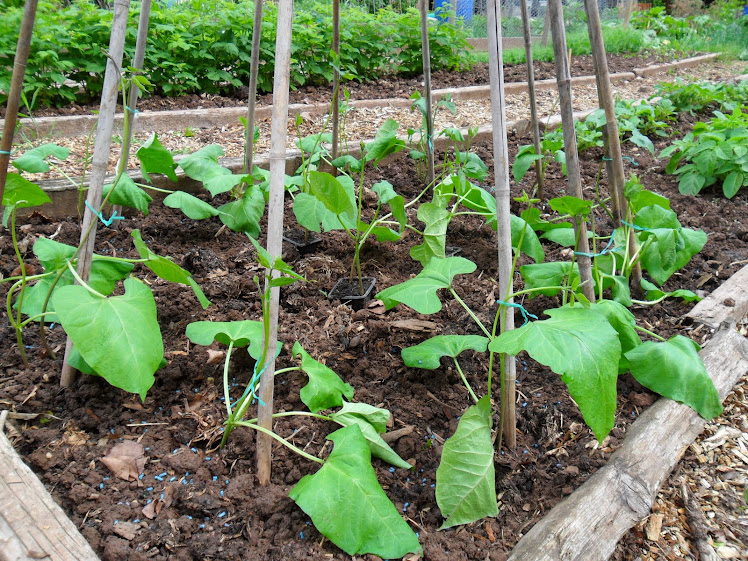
[402,335,489,369]
[489,306,621,442]
[53,277,163,400]
[292,342,353,412]
[18,238,133,322]
[163,191,220,220]
[409,202,451,266]
[436,395,497,529]
[520,262,580,298]
[329,403,411,469]
[185,320,267,359]
[178,144,229,184]
[103,175,152,216]
[136,133,178,183]
[131,230,210,309]
[12,143,70,173]
[625,335,722,419]
[308,170,355,217]
[376,257,476,314]
[217,188,265,237]
[289,425,421,558]
[2,173,51,225]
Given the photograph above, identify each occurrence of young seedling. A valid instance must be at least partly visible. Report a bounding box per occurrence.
[293,119,408,295]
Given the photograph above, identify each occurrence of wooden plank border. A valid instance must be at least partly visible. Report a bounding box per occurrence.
[507,264,748,561]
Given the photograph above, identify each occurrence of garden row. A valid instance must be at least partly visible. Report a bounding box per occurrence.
[0,0,472,108]
[3,72,748,557]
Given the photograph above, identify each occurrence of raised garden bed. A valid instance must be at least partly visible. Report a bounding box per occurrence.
[2,57,748,561]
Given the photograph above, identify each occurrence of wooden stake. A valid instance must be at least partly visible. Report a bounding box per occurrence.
[0,0,39,204]
[60,0,131,387]
[331,0,340,169]
[418,0,435,185]
[519,0,544,198]
[243,0,265,179]
[548,0,596,303]
[256,0,293,487]
[486,0,517,449]
[119,0,152,172]
[540,5,551,46]
[583,0,643,293]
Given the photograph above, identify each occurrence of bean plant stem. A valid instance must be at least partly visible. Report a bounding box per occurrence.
[235,422,324,464]
[449,288,491,338]
[454,358,479,404]
[633,325,667,341]
[222,340,235,419]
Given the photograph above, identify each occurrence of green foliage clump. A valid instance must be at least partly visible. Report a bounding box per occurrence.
[0,0,473,108]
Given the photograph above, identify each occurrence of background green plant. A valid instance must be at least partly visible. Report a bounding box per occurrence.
[0,0,473,108]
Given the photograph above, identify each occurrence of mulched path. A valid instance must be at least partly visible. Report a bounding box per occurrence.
[2,102,747,560]
[3,51,689,119]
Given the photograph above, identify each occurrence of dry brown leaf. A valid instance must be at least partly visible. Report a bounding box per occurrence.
[143,484,176,519]
[390,319,438,332]
[646,513,664,541]
[113,521,140,540]
[206,349,225,365]
[366,299,386,315]
[100,441,147,481]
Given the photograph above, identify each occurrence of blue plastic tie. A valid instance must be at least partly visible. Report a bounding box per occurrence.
[125,106,139,115]
[496,299,538,326]
[84,201,124,227]
[603,155,639,166]
[0,150,11,155]
[621,219,652,232]
[574,227,625,258]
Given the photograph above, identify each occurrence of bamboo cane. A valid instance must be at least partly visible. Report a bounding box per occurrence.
[418,0,435,185]
[60,0,131,387]
[486,0,517,449]
[583,0,642,294]
[331,0,340,170]
[256,0,294,487]
[541,4,551,46]
[623,0,634,28]
[0,0,39,204]
[243,0,265,180]
[547,0,596,303]
[119,0,151,172]
[518,0,544,198]
[111,0,151,225]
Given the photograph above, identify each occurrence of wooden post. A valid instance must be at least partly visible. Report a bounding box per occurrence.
[60,0,131,387]
[256,0,293,487]
[519,0,544,198]
[548,0,596,303]
[486,0,517,449]
[0,0,39,203]
[541,4,551,46]
[119,0,151,172]
[331,0,340,167]
[623,0,634,27]
[583,0,643,293]
[243,0,265,179]
[418,0,435,185]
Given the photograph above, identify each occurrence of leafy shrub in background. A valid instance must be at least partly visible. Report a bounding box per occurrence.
[0,0,473,108]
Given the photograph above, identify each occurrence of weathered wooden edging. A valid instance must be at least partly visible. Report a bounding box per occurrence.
[507,263,748,561]
[0,416,100,561]
[1,53,720,140]
[17,106,601,219]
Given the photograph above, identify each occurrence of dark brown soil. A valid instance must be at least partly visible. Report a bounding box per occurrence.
[9,52,684,119]
[1,111,747,561]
